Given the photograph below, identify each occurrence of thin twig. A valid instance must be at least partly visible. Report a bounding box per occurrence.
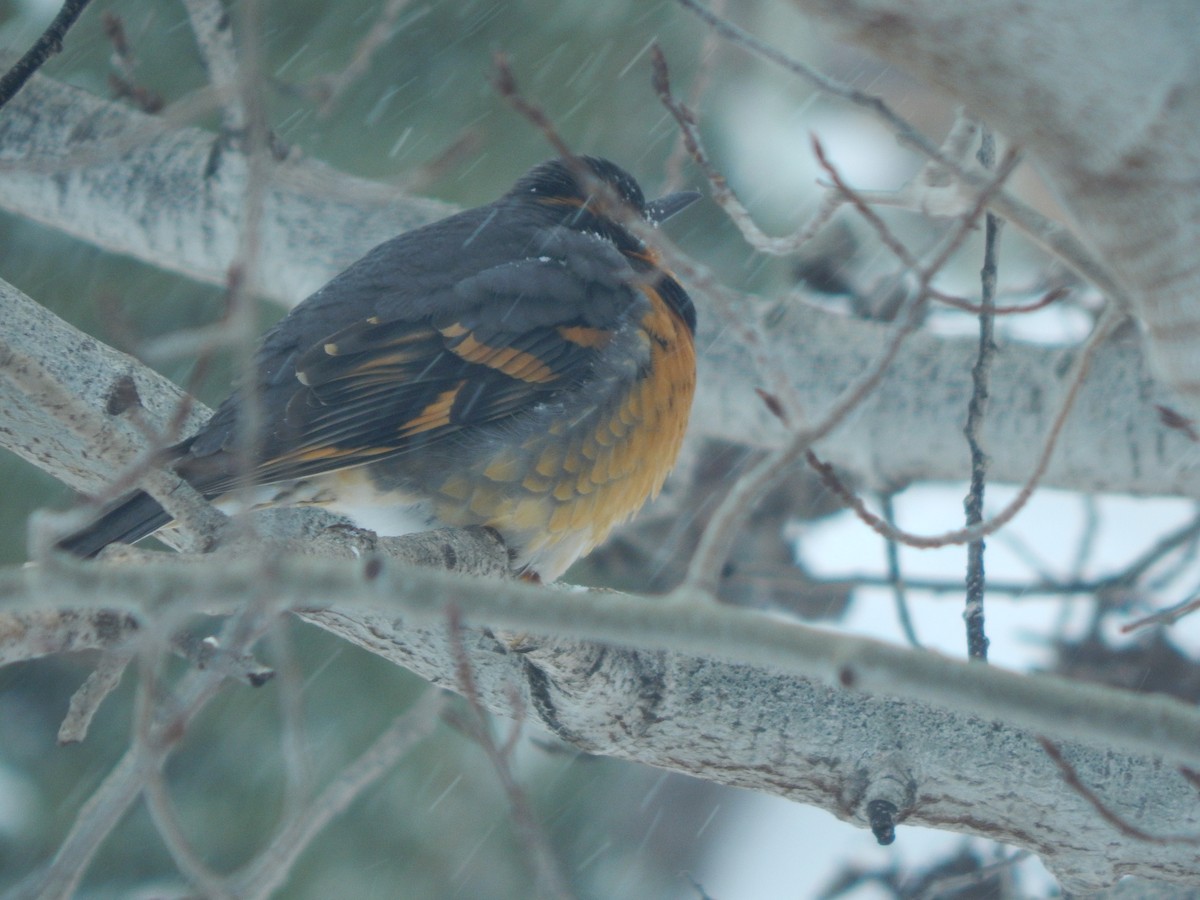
[17,648,234,899]
[676,0,937,154]
[0,0,94,110]
[806,304,1123,550]
[446,607,575,900]
[102,13,163,113]
[144,768,235,899]
[1099,511,1200,631]
[266,626,316,819]
[652,44,844,256]
[674,0,1131,308]
[931,285,1067,316]
[58,650,133,744]
[1108,513,1200,589]
[490,54,658,247]
[963,127,1001,662]
[310,0,416,115]
[227,689,447,899]
[685,286,922,593]
[881,494,921,648]
[1144,528,1200,595]
[661,0,725,193]
[1122,596,1200,634]
[683,139,1020,591]
[491,53,575,161]
[1039,737,1200,844]
[214,0,273,540]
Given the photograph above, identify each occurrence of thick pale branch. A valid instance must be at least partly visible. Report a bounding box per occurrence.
[0,74,452,303]
[0,276,208,495]
[3,553,1199,892]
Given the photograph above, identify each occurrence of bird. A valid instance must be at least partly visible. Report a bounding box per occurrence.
[59,156,700,582]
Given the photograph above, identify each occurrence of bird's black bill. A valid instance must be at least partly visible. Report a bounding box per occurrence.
[644,190,701,225]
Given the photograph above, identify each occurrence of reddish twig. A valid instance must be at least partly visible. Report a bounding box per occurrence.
[652,44,843,256]
[103,12,164,113]
[1121,596,1200,634]
[491,53,576,161]
[931,285,1069,316]
[309,0,415,115]
[1039,738,1200,844]
[445,607,574,900]
[675,0,1131,309]
[683,137,1020,590]
[805,303,1120,550]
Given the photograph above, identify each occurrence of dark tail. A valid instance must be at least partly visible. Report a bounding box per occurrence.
[56,491,174,558]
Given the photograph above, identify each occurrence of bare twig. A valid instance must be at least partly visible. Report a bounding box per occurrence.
[1108,514,1200,592]
[447,607,574,900]
[806,304,1123,550]
[490,54,660,251]
[652,44,844,256]
[683,138,1019,591]
[1122,596,1200,634]
[144,768,235,899]
[211,0,273,541]
[491,53,575,161]
[1039,737,1200,844]
[0,0,94,110]
[58,650,133,744]
[309,0,416,115]
[266,626,316,819]
[227,689,447,899]
[102,13,163,113]
[660,0,725,193]
[14,652,234,899]
[963,127,1002,662]
[674,0,1131,308]
[684,290,922,593]
[931,285,1068,316]
[881,493,921,648]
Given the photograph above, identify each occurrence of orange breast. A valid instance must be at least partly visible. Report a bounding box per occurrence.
[429,283,696,580]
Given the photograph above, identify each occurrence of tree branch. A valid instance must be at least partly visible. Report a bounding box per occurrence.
[4,552,1200,891]
[0,0,94,109]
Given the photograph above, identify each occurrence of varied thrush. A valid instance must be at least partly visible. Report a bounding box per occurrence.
[60,157,700,581]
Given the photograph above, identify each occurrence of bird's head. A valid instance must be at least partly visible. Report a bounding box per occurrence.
[512,156,699,253]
